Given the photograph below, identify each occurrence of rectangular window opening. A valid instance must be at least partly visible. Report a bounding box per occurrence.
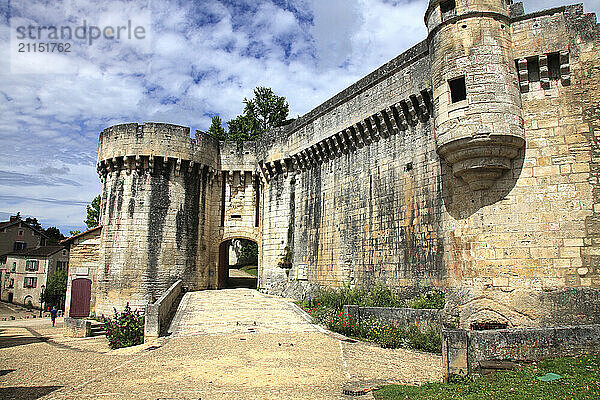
[449,76,467,103]
[24,277,37,288]
[548,52,560,80]
[527,56,540,82]
[441,0,456,21]
[25,260,39,271]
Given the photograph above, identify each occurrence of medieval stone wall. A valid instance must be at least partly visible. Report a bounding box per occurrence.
[87,2,600,329]
[258,2,600,328]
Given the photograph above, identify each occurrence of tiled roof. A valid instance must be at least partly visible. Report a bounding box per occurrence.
[60,226,102,245]
[0,219,49,237]
[3,246,66,258]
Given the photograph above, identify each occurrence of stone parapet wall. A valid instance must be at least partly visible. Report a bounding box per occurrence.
[343,305,443,330]
[144,279,183,340]
[443,324,600,377]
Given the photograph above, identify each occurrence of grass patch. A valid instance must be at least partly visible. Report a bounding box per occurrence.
[240,265,258,277]
[374,354,600,400]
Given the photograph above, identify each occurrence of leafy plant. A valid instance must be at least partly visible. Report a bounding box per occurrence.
[235,239,258,267]
[102,303,144,349]
[85,195,101,229]
[407,290,446,310]
[278,246,293,269]
[43,269,67,308]
[299,285,444,354]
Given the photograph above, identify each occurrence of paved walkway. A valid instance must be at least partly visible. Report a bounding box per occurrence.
[0,289,443,399]
[170,289,319,336]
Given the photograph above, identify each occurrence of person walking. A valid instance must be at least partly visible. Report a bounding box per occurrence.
[50,306,57,327]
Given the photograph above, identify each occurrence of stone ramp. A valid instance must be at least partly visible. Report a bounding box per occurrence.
[168,289,320,336]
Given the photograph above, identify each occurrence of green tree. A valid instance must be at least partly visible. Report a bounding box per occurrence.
[44,227,65,245]
[227,114,257,143]
[85,195,101,229]
[69,230,81,236]
[243,87,289,135]
[227,87,290,143]
[207,115,227,141]
[24,217,42,230]
[43,269,67,309]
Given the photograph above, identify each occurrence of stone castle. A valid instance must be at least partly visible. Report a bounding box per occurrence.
[82,1,600,330]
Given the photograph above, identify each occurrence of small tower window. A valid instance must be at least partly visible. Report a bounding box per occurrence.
[440,0,456,21]
[547,52,561,80]
[449,76,467,103]
[527,56,540,82]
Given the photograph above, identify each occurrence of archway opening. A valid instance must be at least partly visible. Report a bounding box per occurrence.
[218,239,258,289]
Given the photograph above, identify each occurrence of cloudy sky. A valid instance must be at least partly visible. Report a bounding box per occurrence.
[0,0,599,234]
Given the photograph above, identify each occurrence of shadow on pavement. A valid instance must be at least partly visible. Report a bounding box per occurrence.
[0,386,62,400]
[0,334,48,349]
[0,369,16,376]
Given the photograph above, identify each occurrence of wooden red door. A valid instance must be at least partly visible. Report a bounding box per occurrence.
[69,278,91,318]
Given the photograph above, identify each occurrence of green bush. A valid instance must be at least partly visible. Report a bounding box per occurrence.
[102,303,144,349]
[303,284,406,311]
[405,325,442,353]
[300,286,444,354]
[407,290,446,310]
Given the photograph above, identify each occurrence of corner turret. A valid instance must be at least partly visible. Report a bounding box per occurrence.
[426,0,525,190]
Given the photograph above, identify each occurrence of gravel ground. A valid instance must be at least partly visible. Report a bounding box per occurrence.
[0,289,443,399]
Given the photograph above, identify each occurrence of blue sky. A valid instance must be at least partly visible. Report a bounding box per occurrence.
[0,0,599,235]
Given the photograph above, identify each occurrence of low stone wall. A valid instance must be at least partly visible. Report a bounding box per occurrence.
[443,325,600,378]
[63,317,92,338]
[343,305,442,329]
[144,280,183,341]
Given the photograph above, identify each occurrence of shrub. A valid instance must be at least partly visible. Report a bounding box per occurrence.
[305,284,405,311]
[407,290,446,310]
[328,311,358,337]
[299,286,444,354]
[406,325,442,353]
[102,303,144,349]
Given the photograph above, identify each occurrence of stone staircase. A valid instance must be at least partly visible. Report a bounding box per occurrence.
[90,321,106,337]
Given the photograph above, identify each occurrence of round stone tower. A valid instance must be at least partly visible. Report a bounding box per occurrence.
[95,123,218,315]
[426,0,525,190]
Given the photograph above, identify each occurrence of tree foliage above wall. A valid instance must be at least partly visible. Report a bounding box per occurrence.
[85,195,100,229]
[206,86,290,143]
